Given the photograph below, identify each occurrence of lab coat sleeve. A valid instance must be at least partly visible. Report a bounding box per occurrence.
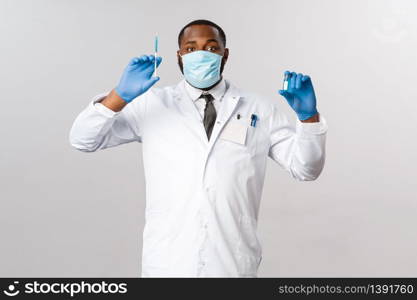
[268,103,328,181]
[69,93,145,152]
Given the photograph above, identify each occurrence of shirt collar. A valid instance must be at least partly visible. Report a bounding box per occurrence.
[184,78,227,102]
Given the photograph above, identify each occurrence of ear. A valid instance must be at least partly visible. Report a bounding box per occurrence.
[177,50,183,65]
[177,50,183,64]
[177,50,184,74]
[223,48,229,61]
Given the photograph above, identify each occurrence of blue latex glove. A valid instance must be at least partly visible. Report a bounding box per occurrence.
[278,71,318,120]
[115,55,162,103]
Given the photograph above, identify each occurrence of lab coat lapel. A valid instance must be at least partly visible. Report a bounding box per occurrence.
[172,81,208,144]
[207,83,241,152]
[171,80,242,149]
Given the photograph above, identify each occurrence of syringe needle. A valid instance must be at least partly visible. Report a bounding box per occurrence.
[154,35,158,77]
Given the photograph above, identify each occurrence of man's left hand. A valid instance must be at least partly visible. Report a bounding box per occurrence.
[278,71,318,122]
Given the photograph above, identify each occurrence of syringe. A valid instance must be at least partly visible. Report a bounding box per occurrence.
[154,35,158,77]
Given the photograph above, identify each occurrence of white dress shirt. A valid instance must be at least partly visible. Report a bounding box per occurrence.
[183,78,227,119]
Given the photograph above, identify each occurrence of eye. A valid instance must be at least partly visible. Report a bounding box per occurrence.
[207,46,217,52]
[186,47,195,52]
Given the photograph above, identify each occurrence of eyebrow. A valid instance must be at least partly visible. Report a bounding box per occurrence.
[183,39,220,45]
[206,39,220,44]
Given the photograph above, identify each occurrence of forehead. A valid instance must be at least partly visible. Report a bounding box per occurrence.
[181,24,221,43]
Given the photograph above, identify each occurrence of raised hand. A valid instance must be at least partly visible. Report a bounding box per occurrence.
[115,55,162,103]
[278,71,318,121]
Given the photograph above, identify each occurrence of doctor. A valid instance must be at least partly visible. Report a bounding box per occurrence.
[69,19,327,277]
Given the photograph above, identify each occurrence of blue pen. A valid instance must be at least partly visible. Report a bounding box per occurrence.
[250,114,258,127]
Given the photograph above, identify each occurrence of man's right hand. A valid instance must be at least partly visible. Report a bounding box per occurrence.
[115,55,162,103]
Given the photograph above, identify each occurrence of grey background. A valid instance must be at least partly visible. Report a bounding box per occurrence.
[1,0,416,277]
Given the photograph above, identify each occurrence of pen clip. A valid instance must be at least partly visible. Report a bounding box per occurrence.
[250,114,258,127]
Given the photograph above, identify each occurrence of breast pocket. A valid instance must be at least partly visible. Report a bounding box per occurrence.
[219,117,258,156]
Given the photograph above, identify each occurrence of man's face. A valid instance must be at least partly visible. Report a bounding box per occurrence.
[177,24,229,74]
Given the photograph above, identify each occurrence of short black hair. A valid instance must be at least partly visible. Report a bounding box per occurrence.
[178,19,226,47]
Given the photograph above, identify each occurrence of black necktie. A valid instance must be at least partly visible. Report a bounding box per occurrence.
[201,93,217,140]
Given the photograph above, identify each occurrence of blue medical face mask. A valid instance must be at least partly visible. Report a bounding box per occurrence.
[180,50,223,89]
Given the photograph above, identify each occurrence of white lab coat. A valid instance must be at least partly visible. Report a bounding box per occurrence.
[69,79,327,277]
